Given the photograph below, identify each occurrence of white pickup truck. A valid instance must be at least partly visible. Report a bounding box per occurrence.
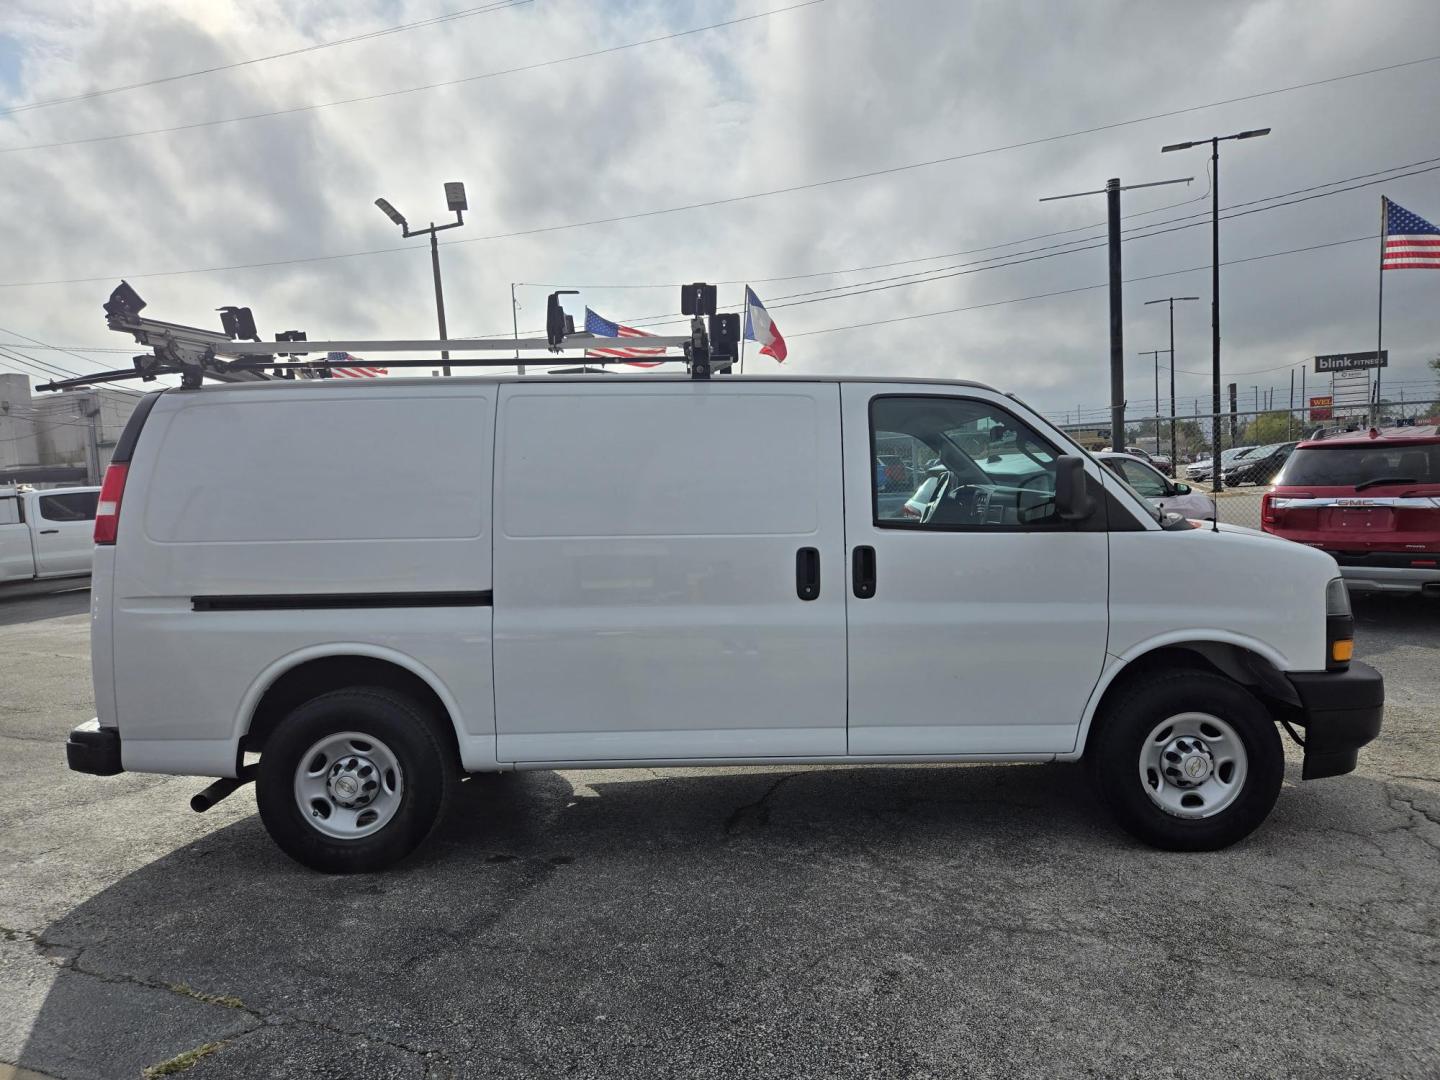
[0,485,101,585]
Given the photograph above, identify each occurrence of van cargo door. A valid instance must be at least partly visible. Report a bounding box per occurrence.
[492,382,848,763]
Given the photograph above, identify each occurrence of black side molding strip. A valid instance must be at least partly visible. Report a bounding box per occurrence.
[192,591,492,612]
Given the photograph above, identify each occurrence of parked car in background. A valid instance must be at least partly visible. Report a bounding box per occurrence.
[1102,445,1172,474]
[0,484,101,586]
[1186,445,1257,484]
[1098,452,1215,520]
[1225,442,1298,487]
[1263,425,1440,594]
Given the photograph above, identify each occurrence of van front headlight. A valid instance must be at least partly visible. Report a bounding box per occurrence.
[1326,578,1353,669]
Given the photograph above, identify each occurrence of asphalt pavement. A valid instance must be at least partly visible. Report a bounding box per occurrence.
[0,584,1436,1079]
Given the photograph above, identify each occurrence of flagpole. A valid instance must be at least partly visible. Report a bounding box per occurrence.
[739,284,748,375]
[1375,198,1386,423]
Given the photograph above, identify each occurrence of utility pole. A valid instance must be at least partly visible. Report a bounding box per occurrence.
[511,283,525,376]
[1040,173,1191,454]
[1139,349,1169,456]
[1163,127,1271,492]
[1144,295,1199,473]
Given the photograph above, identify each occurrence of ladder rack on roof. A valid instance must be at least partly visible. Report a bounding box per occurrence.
[34,281,740,393]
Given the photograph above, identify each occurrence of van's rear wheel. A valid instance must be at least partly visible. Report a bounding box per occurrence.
[256,687,454,873]
[1092,671,1283,851]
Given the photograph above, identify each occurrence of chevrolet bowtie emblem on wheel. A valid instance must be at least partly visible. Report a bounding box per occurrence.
[1185,757,1207,778]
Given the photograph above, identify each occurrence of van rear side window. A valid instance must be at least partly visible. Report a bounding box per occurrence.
[143,397,490,542]
[38,491,99,522]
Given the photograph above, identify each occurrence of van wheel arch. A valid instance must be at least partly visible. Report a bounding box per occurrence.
[1084,642,1296,757]
[243,655,460,767]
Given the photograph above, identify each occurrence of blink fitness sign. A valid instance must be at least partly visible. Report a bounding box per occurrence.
[1314,350,1388,372]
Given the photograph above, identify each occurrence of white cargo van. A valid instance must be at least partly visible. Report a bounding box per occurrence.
[1,484,101,585]
[66,376,1382,872]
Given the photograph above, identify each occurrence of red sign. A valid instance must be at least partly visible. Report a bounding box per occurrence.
[1309,395,1333,421]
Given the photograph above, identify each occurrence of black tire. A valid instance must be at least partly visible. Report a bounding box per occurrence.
[1090,670,1283,851]
[256,686,455,873]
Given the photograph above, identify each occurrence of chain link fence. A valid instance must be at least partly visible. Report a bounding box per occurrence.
[1055,398,1440,531]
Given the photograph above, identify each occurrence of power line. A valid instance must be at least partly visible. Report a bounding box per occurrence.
[615,157,1440,326]
[785,234,1379,339]
[0,0,829,153]
[515,186,1217,291]
[0,327,146,395]
[3,49,1436,288]
[0,1,531,116]
[501,152,1433,313]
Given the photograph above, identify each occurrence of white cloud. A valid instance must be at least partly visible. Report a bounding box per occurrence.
[0,0,1437,418]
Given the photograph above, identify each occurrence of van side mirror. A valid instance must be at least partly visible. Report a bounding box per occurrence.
[1055,456,1095,521]
[1172,481,1192,495]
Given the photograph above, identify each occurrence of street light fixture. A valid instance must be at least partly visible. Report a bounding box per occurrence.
[1144,295,1200,471]
[374,182,468,375]
[1161,128,1270,492]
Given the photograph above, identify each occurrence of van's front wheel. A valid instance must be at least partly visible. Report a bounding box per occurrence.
[1092,671,1283,851]
[256,687,454,873]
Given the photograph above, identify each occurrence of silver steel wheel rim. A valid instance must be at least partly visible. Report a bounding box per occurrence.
[1138,712,1248,819]
[293,731,404,840]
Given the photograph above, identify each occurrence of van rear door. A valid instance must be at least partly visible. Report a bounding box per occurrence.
[840,384,1110,755]
[492,381,848,763]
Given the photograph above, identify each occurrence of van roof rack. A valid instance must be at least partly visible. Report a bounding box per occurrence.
[35,281,740,392]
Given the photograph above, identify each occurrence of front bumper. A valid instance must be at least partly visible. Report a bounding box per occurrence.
[66,718,124,776]
[1286,662,1384,780]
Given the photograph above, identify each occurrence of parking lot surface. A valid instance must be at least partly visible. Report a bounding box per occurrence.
[1,586,1437,1079]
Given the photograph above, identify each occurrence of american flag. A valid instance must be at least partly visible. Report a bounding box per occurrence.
[1381,198,1440,270]
[326,351,388,377]
[583,308,666,366]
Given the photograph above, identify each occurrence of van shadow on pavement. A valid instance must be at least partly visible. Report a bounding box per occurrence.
[16,761,1440,1079]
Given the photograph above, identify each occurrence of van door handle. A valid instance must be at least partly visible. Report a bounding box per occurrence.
[39,529,59,535]
[795,547,820,601]
[852,546,876,599]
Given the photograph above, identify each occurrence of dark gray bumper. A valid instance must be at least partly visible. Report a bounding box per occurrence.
[1286,662,1384,780]
[66,719,123,776]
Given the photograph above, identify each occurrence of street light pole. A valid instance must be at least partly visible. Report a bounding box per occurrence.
[1162,128,1269,492]
[430,229,449,374]
[1144,295,1199,472]
[375,182,468,377]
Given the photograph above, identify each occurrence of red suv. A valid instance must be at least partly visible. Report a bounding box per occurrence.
[1262,425,1440,594]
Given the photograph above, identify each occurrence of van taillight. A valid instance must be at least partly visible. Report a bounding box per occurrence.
[94,463,129,545]
[1261,493,1275,526]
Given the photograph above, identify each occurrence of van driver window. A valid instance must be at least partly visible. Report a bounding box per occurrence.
[871,397,1063,529]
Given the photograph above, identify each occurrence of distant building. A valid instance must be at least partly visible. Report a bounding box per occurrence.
[0,372,141,485]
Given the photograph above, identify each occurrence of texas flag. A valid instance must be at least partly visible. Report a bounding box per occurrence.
[743,286,787,363]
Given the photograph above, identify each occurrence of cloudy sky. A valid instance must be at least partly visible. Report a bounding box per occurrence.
[1,0,1438,424]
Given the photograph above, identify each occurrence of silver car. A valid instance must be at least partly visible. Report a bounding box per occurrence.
[1099,452,1216,521]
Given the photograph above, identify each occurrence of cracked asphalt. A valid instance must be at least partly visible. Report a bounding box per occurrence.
[1,586,1437,1079]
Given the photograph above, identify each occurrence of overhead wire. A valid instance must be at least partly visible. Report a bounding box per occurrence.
[2,50,1437,287]
[0,0,829,153]
[0,1,531,116]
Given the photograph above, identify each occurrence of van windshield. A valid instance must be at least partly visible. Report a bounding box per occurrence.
[1276,443,1440,488]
